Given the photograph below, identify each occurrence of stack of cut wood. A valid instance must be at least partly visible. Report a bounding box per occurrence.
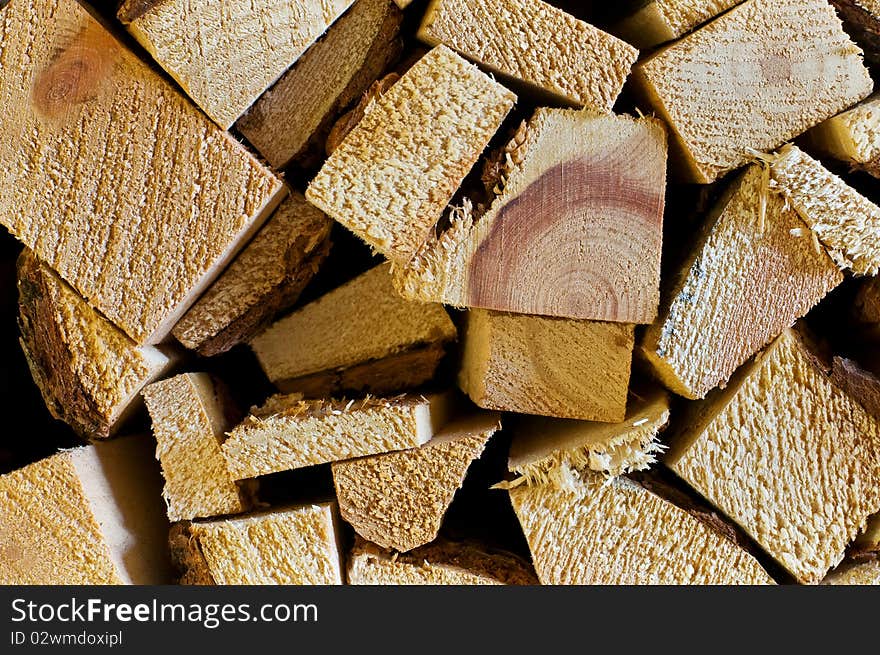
[3,0,880,585]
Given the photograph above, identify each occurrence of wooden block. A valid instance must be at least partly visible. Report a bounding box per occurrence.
[347,536,538,585]
[332,411,499,552]
[855,514,880,554]
[507,386,670,481]
[614,0,743,49]
[394,109,667,323]
[306,46,516,263]
[804,92,880,180]
[222,392,452,479]
[0,437,171,585]
[172,194,332,357]
[1,0,285,345]
[391,0,413,7]
[641,162,843,400]
[236,0,403,169]
[143,373,253,522]
[631,0,873,183]
[830,1,880,66]
[17,250,175,440]
[664,328,880,583]
[119,0,356,129]
[509,468,773,585]
[170,503,343,585]
[459,309,634,422]
[417,0,637,111]
[822,558,880,585]
[250,265,456,396]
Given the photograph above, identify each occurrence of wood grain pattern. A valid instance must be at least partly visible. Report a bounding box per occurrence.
[830,1,880,67]
[0,0,285,345]
[631,0,873,183]
[395,109,667,323]
[804,92,880,180]
[614,0,743,48]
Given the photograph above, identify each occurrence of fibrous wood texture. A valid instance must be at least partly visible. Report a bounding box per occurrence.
[805,92,880,180]
[143,374,251,523]
[614,0,743,48]
[631,0,873,183]
[830,1,880,66]
[665,328,880,583]
[822,558,880,585]
[332,411,499,551]
[17,250,175,440]
[1,0,285,345]
[119,0,356,129]
[306,46,516,263]
[237,0,403,169]
[172,194,332,357]
[418,0,638,111]
[394,109,667,323]
[222,393,451,479]
[641,161,843,400]
[0,438,171,585]
[251,265,456,396]
[171,503,343,585]
[509,467,772,584]
[458,309,634,422]
[508,386,670,481]
[347,536,538,585]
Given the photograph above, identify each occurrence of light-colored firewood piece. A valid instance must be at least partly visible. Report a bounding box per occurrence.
[614,0,744,49]
[171,503,343,585]
[332,411,499,552]
[508,387,670,481]
[642,163,843,400]
[665,328,880,584]
[172,194,332,357]
[347,536,538,585]
[509,467,773,585]
[0,0,284,345]
[830,1,880,66]
[222,393,452,479]
[804,93,880,180]
[391,0,413,7]
[0,437,171,585]
[394,109,667,323]
[418,0,637,111]
[119,0,356,129]
[459,309,634,422]
[306,46,516,263]
[631,0,873,183]
[237,0,403,169]
[822,558,880,585]
[143,374,252,523]
[17,250,175,440]
[856,514,880,553]
[251,265,456,396]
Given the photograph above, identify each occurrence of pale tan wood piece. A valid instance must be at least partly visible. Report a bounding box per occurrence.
[119,0,356,129]
[0,0,285,345]
[172,193,332,357]
[306,46,516,263]
[250,264,456,396]
[347,536,538,585]
[830,1,880,66]
[508,387,670,481]
[804,93,880,180]
[641,163,843,400]
[418,0,637,111]
[614,0,744,49]
[171,503,344,585]
[459,309,634,422]
[222,393,453,479]
[631,0,873,183]
[822,558,880,585]
[855,514,880,553]
[237,0,403,169]
[17,250,176,440]
[509,468,773,585]
[143,373,252,523]
[394,109,667,323]
[0,438,171,585]
[665,328,880,584]
[332,411,500,552]
[391,0,413,7]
